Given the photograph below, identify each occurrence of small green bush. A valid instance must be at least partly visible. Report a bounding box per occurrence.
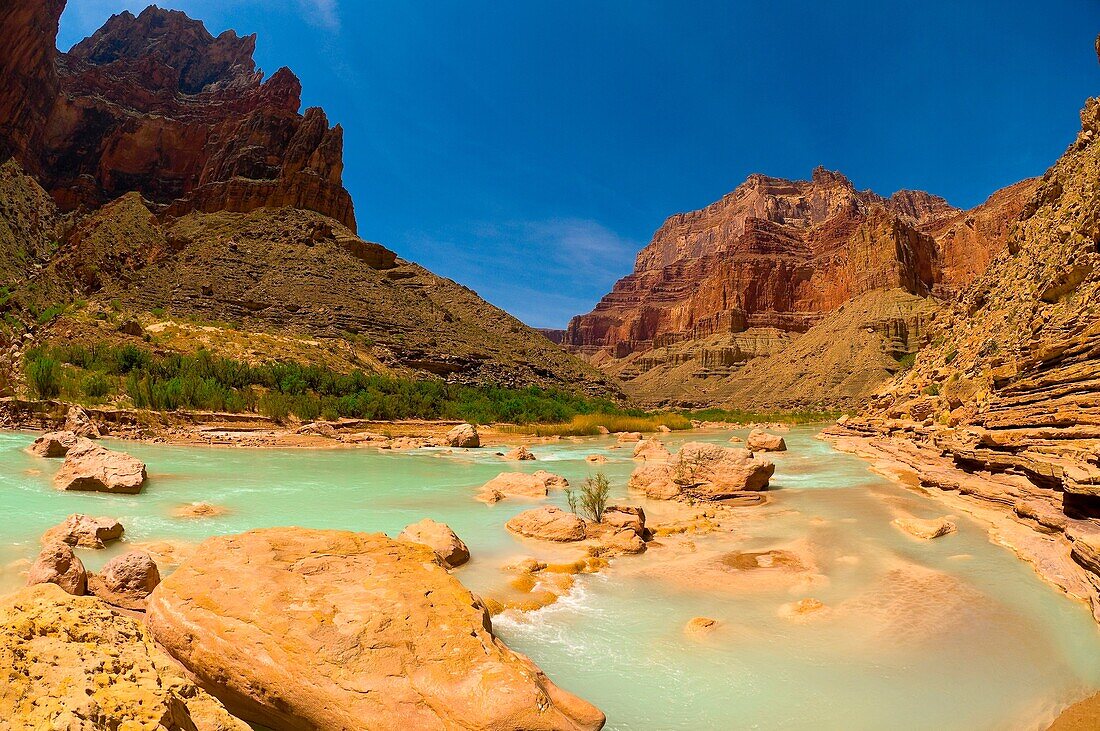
[579,473,611,523]
[26,354,60,399]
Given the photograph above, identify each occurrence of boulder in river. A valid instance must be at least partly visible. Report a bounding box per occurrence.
[504,445,536,460]
[747,429,787,452]
[444,422,480,448]
[27,430,91,458]
[145,528,605,730]
[478,470,568,503]
[397,518,470,568]
[506,506,588,542]
[41,514,124,549]
[53,442,147,494]
[26,542,86,596]
[629,442,774,500]
[63,405,101,438]
[88,551,161,610]
[633,438,671,462]
[0,583,246,729]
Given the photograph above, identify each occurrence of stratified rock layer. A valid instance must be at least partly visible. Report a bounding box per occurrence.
[1,2,354,228]
[567,167,1034,409]
[145,528,605,731]
[832,40,1100,622]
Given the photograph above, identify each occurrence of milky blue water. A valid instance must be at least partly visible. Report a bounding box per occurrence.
[1,427,1097,730]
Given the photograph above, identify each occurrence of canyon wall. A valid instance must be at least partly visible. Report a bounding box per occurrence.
[1,1,354,229]
[828,38,1100,620]
[568,167,1034,408]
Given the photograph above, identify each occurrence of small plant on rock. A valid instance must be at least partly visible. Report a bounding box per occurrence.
[579,472,611,523]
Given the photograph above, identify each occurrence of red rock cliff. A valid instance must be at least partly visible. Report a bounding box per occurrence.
[567,168,957,356]
[0,2,355,230]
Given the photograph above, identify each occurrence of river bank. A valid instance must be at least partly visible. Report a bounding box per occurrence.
[3,426,1100,728]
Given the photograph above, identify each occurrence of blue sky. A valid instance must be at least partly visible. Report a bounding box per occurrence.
[59,1,1100,328]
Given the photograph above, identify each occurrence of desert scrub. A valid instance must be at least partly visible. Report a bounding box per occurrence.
[25,342,625,424]
[681,408,841,425]
[25,351,60,399]
[503,413,690,437]
[578,473,611,523]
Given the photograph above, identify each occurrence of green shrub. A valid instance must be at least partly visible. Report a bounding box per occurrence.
[26,354,60,399]
[579,473,611,523]
[82,373,111,399]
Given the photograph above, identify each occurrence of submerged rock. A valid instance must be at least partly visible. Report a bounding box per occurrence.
[53,442,147,494]
[507,506,588,542]
[26,542,86,596]
[444,422,480,448]
[88,551,161,610]
[504,445,536,460]
[397,518,470,568]
[172,502,229,518]
[747,429,787,452]
[41,513,123,549]
[0,584,246,730]
[684,616,719,636]
[892,517,957,540]
[145,528,605,730]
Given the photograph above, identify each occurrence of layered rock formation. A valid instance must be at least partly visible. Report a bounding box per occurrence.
[568,167,1034,408]
[828,37,1100,621]
[2,2,353,227]
[0,1,618,396]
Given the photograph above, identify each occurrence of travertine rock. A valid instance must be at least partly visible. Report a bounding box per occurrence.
[747,429,787,452]
[26,541,86,595]
[479,470,569,503]
[892,517,957,540]
[88,550,161,610]
[41,513,123,548]
[444,422,480,448]
[633,438,671,461]
[0,583,247,730]
[53,442,147,494]
[145,528,605,730]
[504,445,536,460]
[506,506,588,542]
[63,405,100,438]
[27,430,87,457]
[397,518,470,568]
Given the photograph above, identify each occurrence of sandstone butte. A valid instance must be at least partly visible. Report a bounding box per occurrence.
[0,0,618,395]
[826,34,1100,626]
[144,528,606,731]
[565,165,1038,410]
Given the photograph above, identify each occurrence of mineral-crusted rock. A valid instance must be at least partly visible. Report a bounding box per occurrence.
[145,528,605,730]
[396,518,470,568]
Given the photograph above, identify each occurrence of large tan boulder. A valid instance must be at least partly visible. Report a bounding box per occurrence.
[41,513,124,548]
[628,442,774,500]
[27,430,90,458]
[63,405,101,438]
[26,542,86,595]
[0,584,247,730]
[444,422,480,448]
[145,528,605,731]
[88,551,161,610]
[506,506,588,542]
[53,442,147,494]
[633,439,671,461]
[478,470,569,503]
[602,505,647,536]
[747,429,787,452]
[397,518,470,568]
[616,431,642,443]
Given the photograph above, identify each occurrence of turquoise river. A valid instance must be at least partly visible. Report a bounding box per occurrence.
[1,426,1098,730]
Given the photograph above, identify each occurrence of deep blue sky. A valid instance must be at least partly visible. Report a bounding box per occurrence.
[59,1,1100,327]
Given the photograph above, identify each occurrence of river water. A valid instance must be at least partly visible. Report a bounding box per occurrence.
[1,427,1097,730]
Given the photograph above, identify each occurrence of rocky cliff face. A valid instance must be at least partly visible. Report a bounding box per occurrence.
[568,167,1034,408]
[828,38,1100,621]
[1,2,354,229]
[0,2,617,396]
